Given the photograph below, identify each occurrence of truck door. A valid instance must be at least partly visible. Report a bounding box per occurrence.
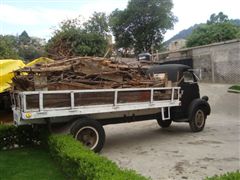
[180,71,200,116]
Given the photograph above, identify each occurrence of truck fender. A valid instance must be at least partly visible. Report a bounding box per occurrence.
[69,116,92,134]
[188,98,211,118]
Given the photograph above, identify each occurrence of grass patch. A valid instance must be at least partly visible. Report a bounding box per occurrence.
[0,147,65,180]
[228,84,240,93]
[205,171,240,180]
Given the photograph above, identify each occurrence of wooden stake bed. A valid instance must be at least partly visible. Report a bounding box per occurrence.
[12,87,181,125]
[11,57,181,126]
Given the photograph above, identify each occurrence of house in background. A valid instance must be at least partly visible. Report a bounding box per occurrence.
[168,39,186,51]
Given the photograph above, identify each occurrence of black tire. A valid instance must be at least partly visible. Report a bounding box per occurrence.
[189,107,206,132]
[71,119,105,153]
[157,119,172,128]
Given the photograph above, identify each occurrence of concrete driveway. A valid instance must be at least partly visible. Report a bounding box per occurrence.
[102,83,240,180]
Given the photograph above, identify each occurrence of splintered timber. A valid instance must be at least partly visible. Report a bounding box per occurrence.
[13,57,167,91]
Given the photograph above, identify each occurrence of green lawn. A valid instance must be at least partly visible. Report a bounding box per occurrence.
[228,84,240,93]
[0,148,65,180]
[205,171,240,180]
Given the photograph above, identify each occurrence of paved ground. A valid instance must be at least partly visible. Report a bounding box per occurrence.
[102,83,240,180]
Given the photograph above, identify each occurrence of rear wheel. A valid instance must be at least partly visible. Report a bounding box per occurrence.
[71,119,105,153]
[189,107,206,132]
[157,119,172,128]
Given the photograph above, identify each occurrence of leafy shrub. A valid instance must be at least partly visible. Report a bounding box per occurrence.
[0,125,16,149]
[229,84,240,91]
[48,135,148,180]
[0,124,49,150]
[205,171,240,180]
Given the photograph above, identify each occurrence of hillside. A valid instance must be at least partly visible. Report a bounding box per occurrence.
[164,24,200,45]
[230,19,240,26]
[165,19,240,45]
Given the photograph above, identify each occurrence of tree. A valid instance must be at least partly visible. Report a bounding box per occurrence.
[84,12,109,37]
[0,31,46,61]
[19,30,31,45]
[0,35,19,59]
[46,18,108,59]
[18,46,45,61]
[109,0,176,53]
[207,12,229,24]
[187,13,240,47]
[17,31,45,61]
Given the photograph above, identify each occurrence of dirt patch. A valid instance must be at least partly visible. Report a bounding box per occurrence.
[187,140,223,145]
[201,157,215,161]
[174,161,185,174]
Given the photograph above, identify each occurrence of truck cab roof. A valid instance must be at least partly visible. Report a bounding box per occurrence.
[146,64,191,82]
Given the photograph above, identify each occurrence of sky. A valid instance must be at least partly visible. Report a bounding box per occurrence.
[0,0,239,41]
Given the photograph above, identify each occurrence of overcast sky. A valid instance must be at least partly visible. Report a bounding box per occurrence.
[0,0,239,41]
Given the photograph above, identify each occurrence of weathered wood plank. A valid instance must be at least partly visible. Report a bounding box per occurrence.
[13,56,168,91]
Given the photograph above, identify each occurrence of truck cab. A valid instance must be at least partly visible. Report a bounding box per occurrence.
[147,64,211,131]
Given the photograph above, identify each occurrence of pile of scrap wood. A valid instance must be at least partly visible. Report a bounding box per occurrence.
[12,57,167,91]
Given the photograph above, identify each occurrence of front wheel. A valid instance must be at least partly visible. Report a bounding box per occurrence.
[157,119,172,128]
[71,119,105,153]
[189,107,206,132]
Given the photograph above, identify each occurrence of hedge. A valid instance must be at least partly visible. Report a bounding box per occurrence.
[0,124,49,150]
[48,135,149,180]
[1,124,148,179]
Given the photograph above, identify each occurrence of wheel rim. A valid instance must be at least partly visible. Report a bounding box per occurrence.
[195,109,205,128]
[75,126,99,150]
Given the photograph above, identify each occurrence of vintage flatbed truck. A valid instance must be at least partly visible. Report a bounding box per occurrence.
[12,64,211,152]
